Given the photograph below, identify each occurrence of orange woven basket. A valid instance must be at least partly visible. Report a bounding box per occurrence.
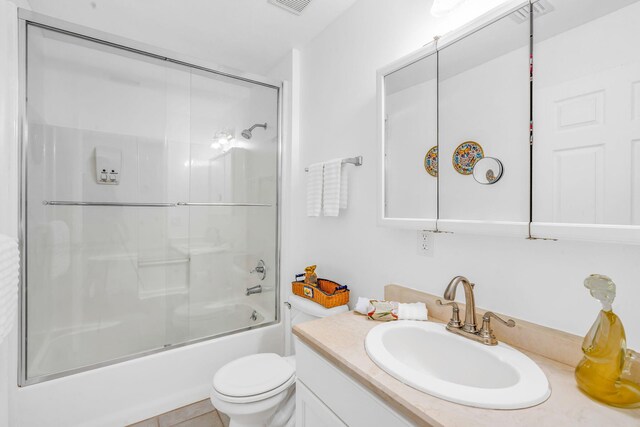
[291,278,349,309]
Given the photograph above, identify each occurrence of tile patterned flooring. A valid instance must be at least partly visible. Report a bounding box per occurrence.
[127,399,230,427]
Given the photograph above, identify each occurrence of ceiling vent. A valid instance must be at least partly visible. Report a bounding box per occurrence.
[268,0,312,15]
[510,0,555,24]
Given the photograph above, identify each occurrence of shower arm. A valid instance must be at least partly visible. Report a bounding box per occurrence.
[247,123,267,132]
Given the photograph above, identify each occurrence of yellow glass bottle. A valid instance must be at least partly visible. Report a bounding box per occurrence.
[575,274,640,408]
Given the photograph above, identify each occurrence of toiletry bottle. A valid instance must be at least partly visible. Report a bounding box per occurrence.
[575,274,640,408]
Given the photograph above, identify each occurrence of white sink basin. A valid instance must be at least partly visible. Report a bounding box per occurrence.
[365,321,551,409]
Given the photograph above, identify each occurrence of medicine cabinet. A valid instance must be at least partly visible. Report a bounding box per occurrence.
[530,0,640,243]
[378,0,640,244]
[378,48,438,229]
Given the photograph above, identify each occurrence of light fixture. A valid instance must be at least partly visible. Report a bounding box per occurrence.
[431,0,467,17]
[211,131,235,150]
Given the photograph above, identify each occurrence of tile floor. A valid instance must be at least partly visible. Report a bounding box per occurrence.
[127,399,230,427]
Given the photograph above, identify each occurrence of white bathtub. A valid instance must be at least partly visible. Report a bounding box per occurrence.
[27,301,269,380]
[172,301,267,342]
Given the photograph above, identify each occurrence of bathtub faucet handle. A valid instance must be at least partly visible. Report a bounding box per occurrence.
[250,260,266,281]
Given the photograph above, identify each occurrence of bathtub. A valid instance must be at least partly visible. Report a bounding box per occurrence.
[172,301,267,342]
[27,302,268,380]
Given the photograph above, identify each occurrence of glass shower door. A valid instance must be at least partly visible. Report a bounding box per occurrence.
[179,69,278,342]
[23,22,279,384]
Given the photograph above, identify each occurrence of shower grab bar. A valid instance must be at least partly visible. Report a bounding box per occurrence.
[42,201,176,207]
[176,202,272,207]
[138,257,190,267]
[304,155,363,172]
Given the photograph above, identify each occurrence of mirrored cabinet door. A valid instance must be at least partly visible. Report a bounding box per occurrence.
[531,0,640,243]
[437,6,531,236]
[379,50,438,228]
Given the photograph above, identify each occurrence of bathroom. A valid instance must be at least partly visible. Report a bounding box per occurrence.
[0,0,639,425]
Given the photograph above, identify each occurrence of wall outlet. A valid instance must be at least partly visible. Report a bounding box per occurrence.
[417,230,434,256]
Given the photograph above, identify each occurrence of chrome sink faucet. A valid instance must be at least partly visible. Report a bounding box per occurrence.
[437,276,515,346]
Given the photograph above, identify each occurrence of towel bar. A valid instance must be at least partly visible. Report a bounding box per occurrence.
[304,156,363,172]
[42,201,272,207]
[42,201,176,207]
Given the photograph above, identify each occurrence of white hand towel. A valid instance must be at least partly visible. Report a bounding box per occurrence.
[0,235,19,344]
[340,164,349,210]
[322,159,342,217]
[397,302,428,321]
[354,296,373,315]
[306,162,324,217]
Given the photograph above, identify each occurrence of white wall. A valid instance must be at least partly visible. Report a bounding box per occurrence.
[293,0,640,347]
[267,48,301,355]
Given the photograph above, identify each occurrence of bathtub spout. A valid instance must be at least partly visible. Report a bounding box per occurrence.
[246,285,262,296]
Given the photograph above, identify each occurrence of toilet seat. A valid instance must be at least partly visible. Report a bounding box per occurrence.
[213,353,296,404]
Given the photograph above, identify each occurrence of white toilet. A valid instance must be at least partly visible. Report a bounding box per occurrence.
[210,295,349,427]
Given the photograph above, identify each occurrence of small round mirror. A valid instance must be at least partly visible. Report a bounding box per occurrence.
[472,157,503,185]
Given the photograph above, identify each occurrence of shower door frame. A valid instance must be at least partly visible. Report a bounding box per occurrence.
[17,9,283,386]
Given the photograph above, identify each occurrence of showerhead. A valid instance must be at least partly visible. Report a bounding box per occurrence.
[241,122,267,139]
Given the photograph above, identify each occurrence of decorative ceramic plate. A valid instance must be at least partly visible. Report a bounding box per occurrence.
[424,146,438,177]
[452,141,484,175]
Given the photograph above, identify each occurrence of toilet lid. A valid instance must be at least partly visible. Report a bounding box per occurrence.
[213,353,295,398]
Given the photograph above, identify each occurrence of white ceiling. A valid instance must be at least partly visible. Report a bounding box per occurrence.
[24,0,359,76]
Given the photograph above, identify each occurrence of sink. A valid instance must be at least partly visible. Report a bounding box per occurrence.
[365,320,551,409]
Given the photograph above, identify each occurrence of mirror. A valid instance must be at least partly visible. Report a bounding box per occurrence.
[473,157,504,185]
[532,0,640,229]
[437,9,530,225]
[382,52,438,222]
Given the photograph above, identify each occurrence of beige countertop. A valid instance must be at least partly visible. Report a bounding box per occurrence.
[293,311,640,427]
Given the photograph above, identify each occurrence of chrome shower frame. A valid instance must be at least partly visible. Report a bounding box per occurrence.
[17,9,283,386]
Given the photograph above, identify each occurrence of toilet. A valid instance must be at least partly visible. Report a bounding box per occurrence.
[210,295,349,427]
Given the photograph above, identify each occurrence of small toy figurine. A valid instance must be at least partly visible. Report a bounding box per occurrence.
[575,274,640,408]
[304,265,318,286]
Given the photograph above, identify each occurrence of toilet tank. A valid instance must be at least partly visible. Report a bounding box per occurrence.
[284,294,349,356]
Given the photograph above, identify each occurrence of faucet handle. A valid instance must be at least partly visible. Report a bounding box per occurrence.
[483,311,516,328]
[250,260,267,281]
[478,311,515,345]
[436,299,462,329]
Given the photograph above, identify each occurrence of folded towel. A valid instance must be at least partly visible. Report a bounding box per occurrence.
[355,296,428,322]
[340,163,348,210]
[322,159,342,217]
[368,300,399,321]
[355,296,373,315]
[306,162,324,217]
[398,302,428,321]
[0,235,19,344]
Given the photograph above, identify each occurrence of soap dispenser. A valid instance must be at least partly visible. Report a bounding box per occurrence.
[575,274,640,408]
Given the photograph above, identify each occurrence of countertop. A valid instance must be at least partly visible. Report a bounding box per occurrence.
[293,311,640,427]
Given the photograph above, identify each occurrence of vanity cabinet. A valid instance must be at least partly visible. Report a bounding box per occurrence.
[295,338,414,427]
[295,381,347,427]
[378,0,640,244]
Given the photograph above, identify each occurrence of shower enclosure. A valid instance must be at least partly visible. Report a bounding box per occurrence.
[19,12,280,385]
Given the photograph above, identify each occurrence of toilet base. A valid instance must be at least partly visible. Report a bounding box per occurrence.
[211,383,295,427]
